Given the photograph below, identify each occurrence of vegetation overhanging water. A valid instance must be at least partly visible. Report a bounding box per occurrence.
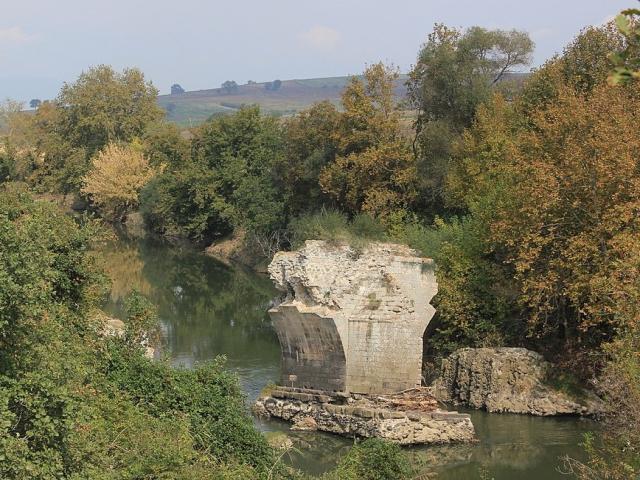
[102,234,594,479]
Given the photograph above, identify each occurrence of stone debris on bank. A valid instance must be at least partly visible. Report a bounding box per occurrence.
[254,386,476,445]
[99,313,156,359]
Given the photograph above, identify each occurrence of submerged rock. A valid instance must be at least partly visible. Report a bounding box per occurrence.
[264,432,294,450]
[432,347,603,416]
[268,240,438,395]
[254,386,475,445]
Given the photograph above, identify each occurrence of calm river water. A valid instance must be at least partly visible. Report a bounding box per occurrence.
[101,235,594,479]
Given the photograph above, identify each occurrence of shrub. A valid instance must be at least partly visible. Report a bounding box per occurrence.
[103,345,277,473]
[391,216,517,356]
[288,209,387,250]
[324,438,411,480]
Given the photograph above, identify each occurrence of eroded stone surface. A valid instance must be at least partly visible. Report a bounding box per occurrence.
[268,240,437,394]
[254,386,475,445]
[432,347,603,416]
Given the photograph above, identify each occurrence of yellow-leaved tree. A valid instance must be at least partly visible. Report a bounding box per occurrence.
[82,142,156,221]
[319,63,417,222]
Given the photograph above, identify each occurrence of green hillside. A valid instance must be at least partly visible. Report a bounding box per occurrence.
[158,75,409,125]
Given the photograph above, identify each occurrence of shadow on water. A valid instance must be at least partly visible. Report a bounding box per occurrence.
[99,234,596,479]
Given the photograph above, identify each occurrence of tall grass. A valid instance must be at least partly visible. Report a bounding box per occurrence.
[288,209,387,249]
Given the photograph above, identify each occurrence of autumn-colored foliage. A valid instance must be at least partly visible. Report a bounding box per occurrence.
[319,63,417,222]
[82,143,157,221]
[495,82,640,348]
[446,26,640,360]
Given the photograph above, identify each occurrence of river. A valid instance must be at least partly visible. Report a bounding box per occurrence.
[101,234,594,479]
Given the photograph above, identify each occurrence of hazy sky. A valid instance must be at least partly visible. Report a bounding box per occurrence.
[0,0,632,101]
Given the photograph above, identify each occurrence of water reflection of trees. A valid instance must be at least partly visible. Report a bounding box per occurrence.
[99,235,280,368]
[96,238,152,303]
[411,412,594,480]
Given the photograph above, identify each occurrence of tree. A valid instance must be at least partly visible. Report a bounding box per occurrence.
[142,122,190,168]
[141,106,287,243]
[408,24,533,129]
[265,79,282,91]
[0,99,24,135]
[15,65,163,193]
[275,101,340,215]
[519,23,623,115]
[319,63,417,222]
[57,65,163,156]
[82,143,157,221]
[407,24,533,216]
[191,106,286,234]
[609,6,640,85]
[429,22,640,365]
[170,83,185,94]
[221,80,238,94]
[29,98,41,109]
[468,83,640,358]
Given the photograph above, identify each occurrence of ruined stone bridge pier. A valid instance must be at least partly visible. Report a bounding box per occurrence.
[257,240,475,444]
[267,240,438,395]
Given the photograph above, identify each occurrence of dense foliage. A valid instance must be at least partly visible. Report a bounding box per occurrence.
[82,142,157,221]
[1,66,163,194]
[1,9,640,478]
[406,25,534,216]
[0,187,281,478]
[322,438,412,480]
[142,106,286,243]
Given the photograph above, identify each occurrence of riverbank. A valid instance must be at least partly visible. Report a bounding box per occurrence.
[96,235,597,478]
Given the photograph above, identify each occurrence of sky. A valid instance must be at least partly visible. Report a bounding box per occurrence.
[0,0,633,102]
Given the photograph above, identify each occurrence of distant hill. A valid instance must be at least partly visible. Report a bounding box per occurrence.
[158,75,409,126]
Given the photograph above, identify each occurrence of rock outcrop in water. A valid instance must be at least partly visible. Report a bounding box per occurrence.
[268,240,438,394]
[432,347,602,416]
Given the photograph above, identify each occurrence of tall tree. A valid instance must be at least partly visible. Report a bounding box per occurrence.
[407,25,533,216]
[319,63,417,222]
[142,107,286,242]
[82,142,157,221]
[171,83,185,94]
[57,65,162,156]
[221,80,238,94]
[276,101,340,215]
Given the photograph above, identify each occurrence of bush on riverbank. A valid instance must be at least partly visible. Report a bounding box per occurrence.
[0,187,414,479]
[322,438,412,480]
[0,188,282,479]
